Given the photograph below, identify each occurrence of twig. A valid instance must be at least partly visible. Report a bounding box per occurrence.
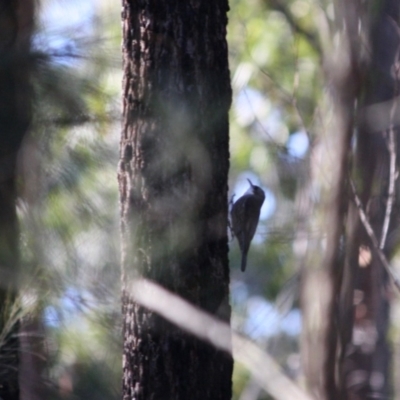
[349,178,400,291]
[257,66,310,138]
[380,123,397,249]
[236,12,314,139]
[380,24,400,249]
[240,89,306,161]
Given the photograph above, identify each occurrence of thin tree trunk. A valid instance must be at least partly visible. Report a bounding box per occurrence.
[119,1,233,399]
[0,0,34,398]
[339,2,400,398]
[300,1,365,398]
[302,1,400,398]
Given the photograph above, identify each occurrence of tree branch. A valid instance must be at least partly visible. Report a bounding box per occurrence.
[380,122,397,250]
[381,20,400,249]
[349,178,400,291]
[129,279,314,400]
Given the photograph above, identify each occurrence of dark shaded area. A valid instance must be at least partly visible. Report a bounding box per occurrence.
[120,1,233,399]
[337,2,400,399]
[0,0,34,398]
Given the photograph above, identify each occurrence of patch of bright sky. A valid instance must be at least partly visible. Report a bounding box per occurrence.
[235,87,271,127]
[243,295,301,338]
[235,86,310,155]
[231,281,301,339]
[231,280,249,305]
[235,87,290,145]
[35,0,95,64]
[44,286,95,328]
[232,62,255,91]
[44,305,60,327]
[40,0,95,32]
[287,130,309,158]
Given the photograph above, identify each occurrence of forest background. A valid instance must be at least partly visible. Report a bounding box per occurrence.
[3,0,400,399]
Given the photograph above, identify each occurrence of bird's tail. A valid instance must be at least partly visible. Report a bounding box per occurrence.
[241,252,247,272]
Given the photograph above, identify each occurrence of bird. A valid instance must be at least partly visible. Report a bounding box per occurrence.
[231,179,265,271]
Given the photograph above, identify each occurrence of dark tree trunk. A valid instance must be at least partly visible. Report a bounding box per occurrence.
[119,1,233,400]
[0,0,34,398]
[338,2,400,399]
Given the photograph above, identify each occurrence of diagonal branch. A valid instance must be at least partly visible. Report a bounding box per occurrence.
[129,279,314,400]
[349,178,400,291]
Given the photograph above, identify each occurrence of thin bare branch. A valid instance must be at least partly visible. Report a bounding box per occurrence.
[240,89,307,161]
[349,178,400,291]
[381,24,400,249]
[235,12,316,139]
[257,66,310,137]
[380,126,397,249]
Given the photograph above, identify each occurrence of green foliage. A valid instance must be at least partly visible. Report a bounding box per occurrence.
[17,0,326,398]
[229,0,322,287]
[16,2,122,399]
[228,0,325,396]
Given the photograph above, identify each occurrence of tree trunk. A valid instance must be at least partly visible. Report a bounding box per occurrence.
[338,2,400,398]
[119,1,233,400]
[0,0,34,398]
[300,1,365,398]
[300,1,400,399]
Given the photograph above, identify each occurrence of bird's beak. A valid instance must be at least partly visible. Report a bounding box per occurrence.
[247,178,254,187]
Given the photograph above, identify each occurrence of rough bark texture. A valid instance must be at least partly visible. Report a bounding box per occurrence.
[119,1,232,400]
[0,0,34,398]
